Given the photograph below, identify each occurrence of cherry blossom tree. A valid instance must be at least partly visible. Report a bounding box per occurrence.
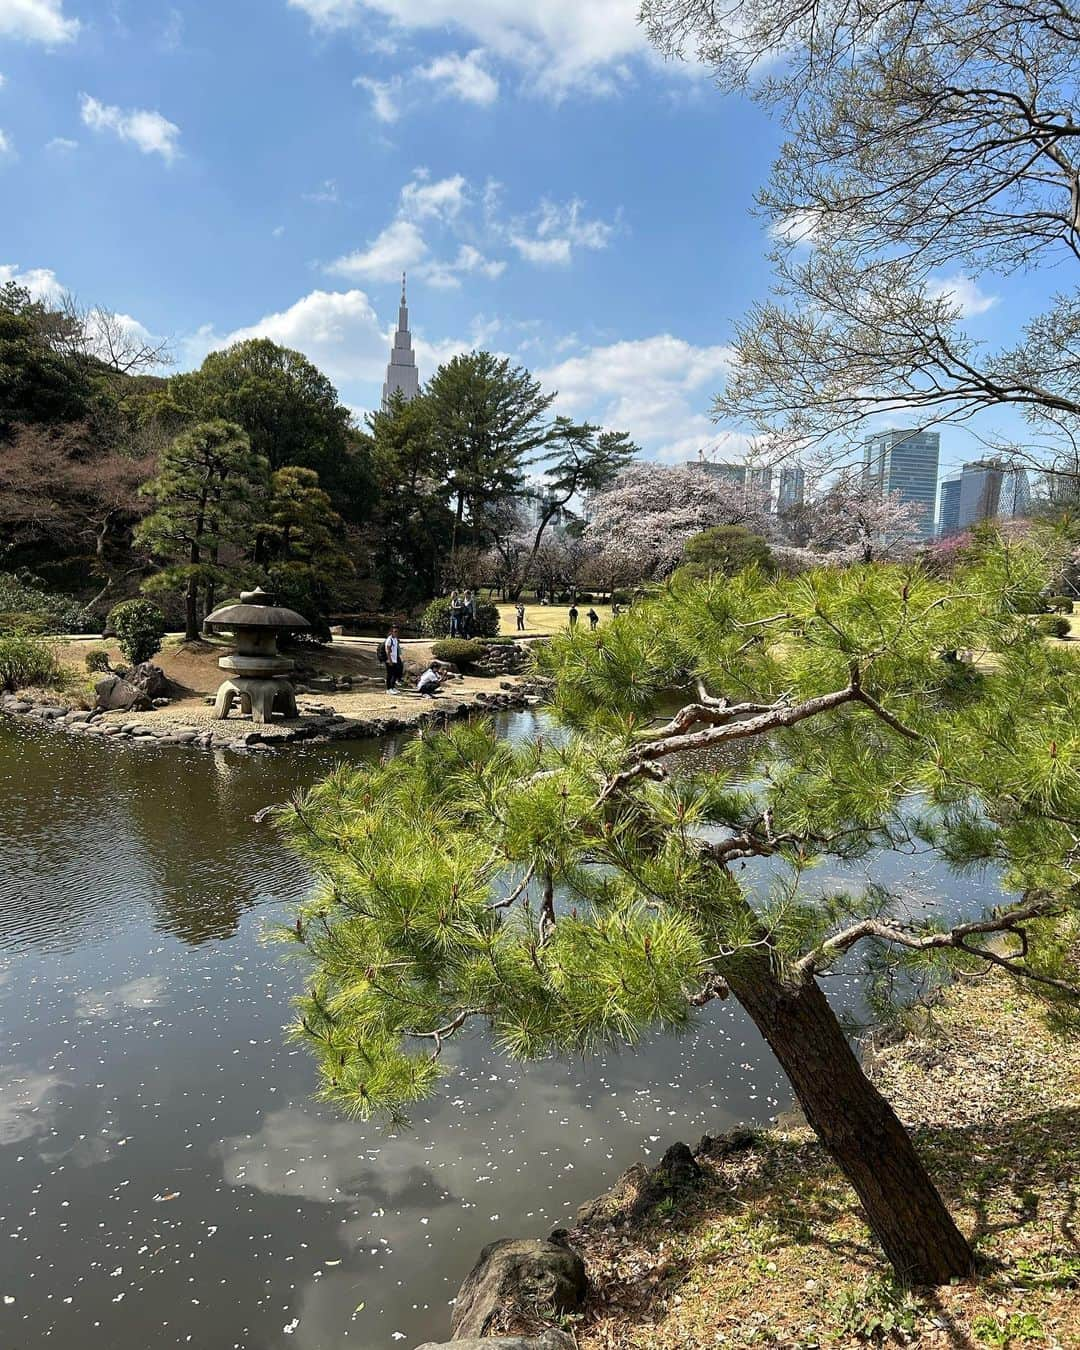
[585,464,771,583]
[805,473,926,563]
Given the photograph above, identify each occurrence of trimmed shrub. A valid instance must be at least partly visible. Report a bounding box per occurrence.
[84,648,112,673]
[1048,594,1075,614]
[431,638,487,667]
[0,631,65,692]
[611,589,633,606]
[1037,614,1071,639]
[108,600,167,665]
[421,596,500,638]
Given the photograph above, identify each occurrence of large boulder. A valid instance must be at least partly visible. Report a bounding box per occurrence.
[417,1335,574,1350]
[93,675,152,713]
[449,1238,587,1340]
[124,662,174,699]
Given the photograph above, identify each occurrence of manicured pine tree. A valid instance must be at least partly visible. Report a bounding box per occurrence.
[261,465,353,634]
[137,419,268,640]
[278,537,1079,1285]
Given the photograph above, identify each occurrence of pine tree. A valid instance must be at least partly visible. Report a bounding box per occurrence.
[425,352,555,558]
[278,536,1080,1285]
[261,465,353,634]
[137,420,268,640]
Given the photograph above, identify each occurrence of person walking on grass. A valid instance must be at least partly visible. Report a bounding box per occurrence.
[515,601,526,632]
[568,603,579,630]
[587,607,599,631]
[383,625,403,695]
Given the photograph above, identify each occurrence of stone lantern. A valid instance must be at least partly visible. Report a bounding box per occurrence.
[203,588,310,724]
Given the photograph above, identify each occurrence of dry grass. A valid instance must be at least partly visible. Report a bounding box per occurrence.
[563,973,1080,1350]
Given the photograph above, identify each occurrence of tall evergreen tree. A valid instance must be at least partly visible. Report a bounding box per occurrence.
[279,538,1079,1286]
[159,339,374,522]
[261,465,353,635]
[425,352,556,557]
[137,420,268,641]
[367,390,454,607]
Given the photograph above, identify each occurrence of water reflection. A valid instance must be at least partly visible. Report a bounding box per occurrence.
[0,714,1009,1350]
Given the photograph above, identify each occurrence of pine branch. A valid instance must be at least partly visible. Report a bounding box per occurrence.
[792,896,1080,996]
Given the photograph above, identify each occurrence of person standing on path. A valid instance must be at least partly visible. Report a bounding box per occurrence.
[515,601,526,632]
[384,625,403,695]
[449,590,463,637]
[587,607,599,631]
[568,604,579,630]
[461,590,474,638]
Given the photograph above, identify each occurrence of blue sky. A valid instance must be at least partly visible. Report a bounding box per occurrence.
[0,0,1039,477]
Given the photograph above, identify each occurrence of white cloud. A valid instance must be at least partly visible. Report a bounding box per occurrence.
[510,197,616,266]
[927,273,998,318]
[79,93,181,162]
[0,128,10,156]
[0,0,79,44]
[539,334,735,460]
[400,170,468,222]
[354,74,401,124]
[417,48,498,106]
[185,288,391,386]
[423,244,506,289]
[0,72,6,88]
[327,218,428,282]
[0,262,64,302]
[769,209,822,248]
[288,0,648,97]
[46,135,78,152]
[303,177,340,204]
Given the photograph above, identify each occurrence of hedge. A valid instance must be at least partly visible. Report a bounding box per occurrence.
[421,596,500,638]
[430,638,487,667]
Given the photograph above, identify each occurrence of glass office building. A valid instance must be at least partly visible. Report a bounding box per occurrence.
[863,429,941,538]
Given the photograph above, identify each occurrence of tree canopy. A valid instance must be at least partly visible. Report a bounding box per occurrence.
[162,339,373,521]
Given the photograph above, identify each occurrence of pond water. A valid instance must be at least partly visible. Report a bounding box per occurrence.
[0,714,1006,1350]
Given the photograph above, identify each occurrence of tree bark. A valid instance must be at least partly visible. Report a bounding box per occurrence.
[723,949,974,1285]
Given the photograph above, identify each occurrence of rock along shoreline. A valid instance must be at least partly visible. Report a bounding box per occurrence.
[0,683,544,754]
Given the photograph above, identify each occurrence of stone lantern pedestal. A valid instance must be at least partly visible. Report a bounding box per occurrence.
[203,589,311,724]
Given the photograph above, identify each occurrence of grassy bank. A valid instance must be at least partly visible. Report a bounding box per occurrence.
[566,972,1079,1349]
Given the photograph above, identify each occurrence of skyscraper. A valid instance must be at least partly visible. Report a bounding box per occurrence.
[689,457,773,505]
[948,458,1032,530]
[862,429,941,538]
[938,474,962,536]
[381,273,419,406]
[776,464,805,511]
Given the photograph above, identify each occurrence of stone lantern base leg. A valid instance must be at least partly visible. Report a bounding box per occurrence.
[213,677,299,724]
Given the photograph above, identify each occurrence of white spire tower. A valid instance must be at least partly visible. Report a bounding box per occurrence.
[381,272,420,406]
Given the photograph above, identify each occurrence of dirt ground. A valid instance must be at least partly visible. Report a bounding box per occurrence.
[53,633,533,734]
[558,971,1080,1350]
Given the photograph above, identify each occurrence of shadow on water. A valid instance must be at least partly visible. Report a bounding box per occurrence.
[0,712,1014,1350]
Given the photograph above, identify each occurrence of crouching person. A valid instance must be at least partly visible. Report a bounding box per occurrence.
[416,662,448,698]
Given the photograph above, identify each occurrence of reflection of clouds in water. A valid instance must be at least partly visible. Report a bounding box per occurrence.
[216,1107,456,1213]
[74,975,167,1020]
[0,1068,67,1146]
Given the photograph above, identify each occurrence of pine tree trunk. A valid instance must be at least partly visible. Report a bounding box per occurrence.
[184,577,199,643]
[724,951,974,1285]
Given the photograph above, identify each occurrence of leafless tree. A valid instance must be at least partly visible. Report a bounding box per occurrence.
[58,293,173,375]
[642,0,1080,488]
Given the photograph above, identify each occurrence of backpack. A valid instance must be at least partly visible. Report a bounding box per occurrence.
[376,640,387,663]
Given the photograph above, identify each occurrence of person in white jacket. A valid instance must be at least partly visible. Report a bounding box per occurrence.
[383,626,403,694]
